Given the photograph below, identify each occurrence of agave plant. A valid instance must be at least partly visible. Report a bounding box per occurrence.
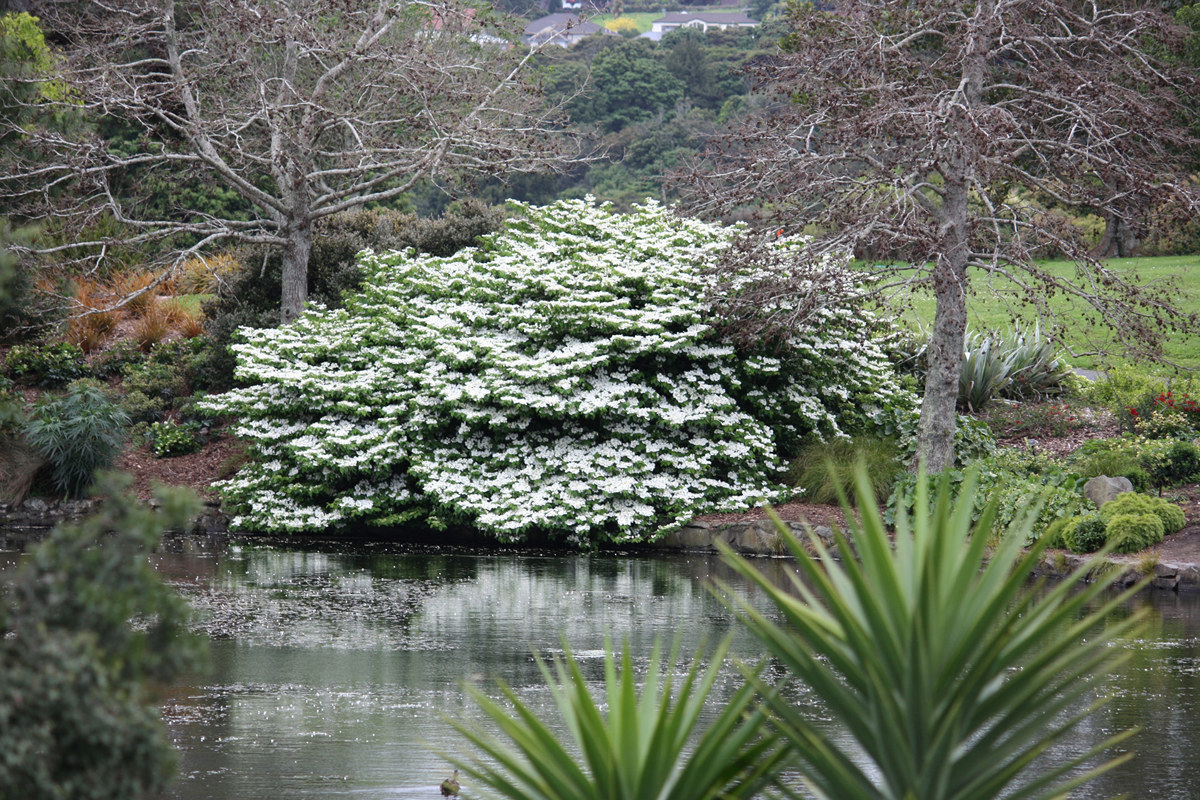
[447,639,785,800]
[719,467,1144,800]
[958,330,1012,412]
[1001,321,1074,401]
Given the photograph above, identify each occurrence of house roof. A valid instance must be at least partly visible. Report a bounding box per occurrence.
[524,13,612,37]
[652,11,758,25]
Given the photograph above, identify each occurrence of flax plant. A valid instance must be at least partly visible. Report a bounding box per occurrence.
[720,468,1145,800]
[447,639,786,800]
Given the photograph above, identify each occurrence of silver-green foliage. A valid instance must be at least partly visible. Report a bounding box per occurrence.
[720,469,1142,800]
[958,323,1073,411]
[447,640,785,800]
[202,199,913,541]
[22,381,129,498]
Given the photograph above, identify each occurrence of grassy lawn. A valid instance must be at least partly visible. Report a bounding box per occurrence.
[589,12,662,33]
[876,255,1200,371]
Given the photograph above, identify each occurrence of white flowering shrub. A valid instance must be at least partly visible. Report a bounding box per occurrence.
[201,199,914,542]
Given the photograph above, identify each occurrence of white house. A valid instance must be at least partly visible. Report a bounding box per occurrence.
[648,11,759,37]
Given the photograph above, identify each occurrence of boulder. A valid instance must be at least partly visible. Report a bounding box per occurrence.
[1083,476,1134,509]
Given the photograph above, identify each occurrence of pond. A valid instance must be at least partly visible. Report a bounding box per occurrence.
[7,536,1200,798]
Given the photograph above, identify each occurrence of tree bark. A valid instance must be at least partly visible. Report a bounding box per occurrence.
[1089,212,1140,259]
[280,217,313,325]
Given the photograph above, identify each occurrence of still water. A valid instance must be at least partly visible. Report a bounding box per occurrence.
[11,535,1200,798]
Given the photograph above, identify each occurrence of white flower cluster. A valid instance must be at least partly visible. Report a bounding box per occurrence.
[201,199,915,542]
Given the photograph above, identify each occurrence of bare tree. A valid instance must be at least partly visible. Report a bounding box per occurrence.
[678,0,1200,471]
[2,0,573,323]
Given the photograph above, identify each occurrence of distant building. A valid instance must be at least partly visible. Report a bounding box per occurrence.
[561,0,583,9]
[648,11,759,38]
[524,13,619,47]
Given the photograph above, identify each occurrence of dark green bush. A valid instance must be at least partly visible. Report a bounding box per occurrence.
[95,339,147,378]
[148,421,201,458]
[3,342,90,387]
[1104,512,1165,554]
[21,381,129,498]
[1063,514,1107,554]
[1143,440,1200,490]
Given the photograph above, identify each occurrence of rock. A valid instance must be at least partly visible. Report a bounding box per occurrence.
[1082,476,1134,509]
[1178,565,1200,590]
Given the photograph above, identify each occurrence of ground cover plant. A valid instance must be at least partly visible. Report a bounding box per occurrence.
[201,199,914,541]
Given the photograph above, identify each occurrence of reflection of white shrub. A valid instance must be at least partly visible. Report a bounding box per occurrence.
[202,199,913,542]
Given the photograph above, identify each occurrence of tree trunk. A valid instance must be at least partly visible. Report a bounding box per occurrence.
[279,217,313,325]
[1089,212,1140,259]
[916,179,972,473]
[916,257,968,473]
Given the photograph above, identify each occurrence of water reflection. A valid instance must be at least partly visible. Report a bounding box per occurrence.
[5,537,1198,798]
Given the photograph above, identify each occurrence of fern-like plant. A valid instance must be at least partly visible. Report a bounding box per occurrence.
[22,382,129,498]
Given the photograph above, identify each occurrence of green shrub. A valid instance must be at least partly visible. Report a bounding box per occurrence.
[1041,515,1072,548]
[0,474,206,800]
[1104,512,1165,554]
[94,338,147,378]
[1143,440,1200,490]
[201,199,916,540]
[3,342,90,387]
[786,436,903,505]
[21,381,129,498]
[1098,492,1186,535]
[995,322,1074,401]
[148,421,201,458]
[1063,514,1108,553]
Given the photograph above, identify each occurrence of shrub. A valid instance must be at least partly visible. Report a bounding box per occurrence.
[148,421,201,458]
[885,446,1083,538]
[21,381,129,498]
[1104,512,1165,554]
[3,342,90,387]
[95,339,147,378]
[175,252,241,295]
[201,199,915,540]
[451,640,783,800]
[1099,492,1186,535]
[1063,514,1108,553]
[786,436,903,505]
[958,331,1011,412]
[956,323,1072,411]
[64,279,121,354]
[1143,440,1200,490]
[0,475,205,800]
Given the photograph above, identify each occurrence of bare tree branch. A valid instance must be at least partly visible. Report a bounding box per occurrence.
[675,0,1200,470]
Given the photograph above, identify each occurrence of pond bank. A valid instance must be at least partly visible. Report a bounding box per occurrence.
[3,496,1198,593]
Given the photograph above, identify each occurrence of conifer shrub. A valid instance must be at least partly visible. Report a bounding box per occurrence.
[1099,492,1186,536]
[201,199,914,542]
[1103,512,1165,554]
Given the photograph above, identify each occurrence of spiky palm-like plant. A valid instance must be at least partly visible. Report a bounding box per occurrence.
[720,468,1144,800]
[447,639,785,800]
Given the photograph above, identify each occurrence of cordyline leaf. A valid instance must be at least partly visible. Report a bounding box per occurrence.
[716,462,1145,800]
[447,638,784,800]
